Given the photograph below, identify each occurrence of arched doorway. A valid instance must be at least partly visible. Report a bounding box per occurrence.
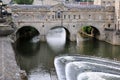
[16,26,40,40]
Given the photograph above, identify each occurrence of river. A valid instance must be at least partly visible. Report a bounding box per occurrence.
[13,29,120,80]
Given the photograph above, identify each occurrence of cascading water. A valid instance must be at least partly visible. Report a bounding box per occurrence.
[54,55,120,80]
[77,72,120,80]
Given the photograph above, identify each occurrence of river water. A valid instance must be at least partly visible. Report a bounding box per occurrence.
[13,29,120,80]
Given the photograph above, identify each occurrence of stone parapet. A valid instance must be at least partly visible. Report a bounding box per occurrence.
[0,37,22,80]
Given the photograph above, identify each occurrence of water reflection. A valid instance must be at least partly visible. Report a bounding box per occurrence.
[13,39,40,57]
[77,38,120,60]
[46,27,66,52]
[13,36,120,80]
[14,40,59,80]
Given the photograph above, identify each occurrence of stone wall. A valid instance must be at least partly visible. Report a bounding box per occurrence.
[96,29,120,45]
[11,4,115,42]
[113,31,120,45]
[94,0,115,6]
[103,29,114,44]
[0,37,22,80]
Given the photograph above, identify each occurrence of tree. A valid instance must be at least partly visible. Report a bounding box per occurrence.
[81,26,92,34]
[13,0,34,4]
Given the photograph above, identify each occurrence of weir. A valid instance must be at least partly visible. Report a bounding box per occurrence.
[54,55,120,80]
[0,37,22,80]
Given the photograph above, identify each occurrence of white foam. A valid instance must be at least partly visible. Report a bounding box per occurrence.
[77,72,120,80]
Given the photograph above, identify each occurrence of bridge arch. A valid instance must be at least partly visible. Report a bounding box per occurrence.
[16,26,40,40]
[47,26,70,41]
[91,26,100,39]
[79,25,100,39]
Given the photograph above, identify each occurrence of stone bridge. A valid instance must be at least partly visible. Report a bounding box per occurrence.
[11,3,115,41]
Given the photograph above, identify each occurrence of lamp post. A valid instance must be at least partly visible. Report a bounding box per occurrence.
[0,0,3,18]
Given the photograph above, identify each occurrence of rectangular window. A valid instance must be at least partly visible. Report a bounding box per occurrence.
[79,15,81,19]
[58,12,61,18]
[48,15,50,19]
[68,15,70,19]
[52,15,54,19]
[74,15,76,19]
[64,15,66,19]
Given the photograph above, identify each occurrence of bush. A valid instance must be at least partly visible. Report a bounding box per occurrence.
[82,26,92,34]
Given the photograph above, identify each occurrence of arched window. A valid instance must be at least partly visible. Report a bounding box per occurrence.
[56,11,62,19]
[57,12,61,18]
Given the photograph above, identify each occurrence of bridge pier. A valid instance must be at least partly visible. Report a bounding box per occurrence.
[40,35,46,41]
[70,34,77,41]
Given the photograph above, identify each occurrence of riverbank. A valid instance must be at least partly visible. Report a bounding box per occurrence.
[77,29,120,46]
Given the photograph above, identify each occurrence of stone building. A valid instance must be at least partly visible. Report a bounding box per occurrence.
[33,0,61,5]
[11,0,120,45]
[94,0,115,6]
[115,0,120,30]
[33,0,94,5]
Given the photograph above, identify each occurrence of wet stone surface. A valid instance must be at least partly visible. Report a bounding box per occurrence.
[0,40,3,80]
[0,37,21,80]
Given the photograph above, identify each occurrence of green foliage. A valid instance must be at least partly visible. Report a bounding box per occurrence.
[82,26,92,34]
[13,0,34,4]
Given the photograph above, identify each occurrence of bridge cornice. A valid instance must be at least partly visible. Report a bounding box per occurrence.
[11,4,115,12]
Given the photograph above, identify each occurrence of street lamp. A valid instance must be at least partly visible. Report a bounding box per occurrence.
[0,0,3,18]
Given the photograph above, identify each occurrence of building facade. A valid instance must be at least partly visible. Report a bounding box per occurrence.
[33,0,94,5]
[94,0,115,6]
[33,0,61,5]
[11,0,120,45]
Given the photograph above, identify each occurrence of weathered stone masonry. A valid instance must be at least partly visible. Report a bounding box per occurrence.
[10,0,120,45]
[11,4,115,40]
